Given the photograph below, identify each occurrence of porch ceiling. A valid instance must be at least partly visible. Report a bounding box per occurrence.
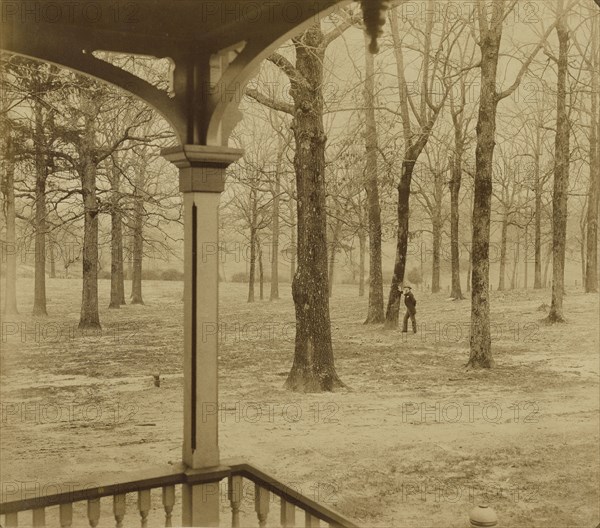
[1,0,345,58]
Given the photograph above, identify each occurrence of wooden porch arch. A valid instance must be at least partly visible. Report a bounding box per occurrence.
[0,0,350,146]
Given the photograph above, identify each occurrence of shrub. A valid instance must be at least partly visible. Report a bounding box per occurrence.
[141,269,162,281]
[161,268,184,281]
[406,267,423,287]
[230,272,249,283]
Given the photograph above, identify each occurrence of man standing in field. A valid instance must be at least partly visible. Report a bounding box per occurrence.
[400,285,417,334]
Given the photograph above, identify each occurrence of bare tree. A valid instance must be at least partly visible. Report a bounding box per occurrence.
[585,12,599,293]
[363,32,385,322]
[385,1,466,327]
[547,0,572,323]
[246,15,360,390]
[413,141,450,294]
[467,0,561,367]
[108,154,126,308]
[448,47,476,300]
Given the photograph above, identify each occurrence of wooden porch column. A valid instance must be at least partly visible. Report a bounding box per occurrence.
[163,144,242,526]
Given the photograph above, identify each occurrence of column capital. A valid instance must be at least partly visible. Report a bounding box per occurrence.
[162,144,243,193]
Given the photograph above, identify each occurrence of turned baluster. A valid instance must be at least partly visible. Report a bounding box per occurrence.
[32,507,45,527]
[228,476,243,528]
[5,512,18,527]
[59,503,73,527]
[304,511,320,528]
[86,499,100,527]
[254,484,270,528]
[162,485,175,527]
[138,489,151,527]
[113,493,126,527]
[280,497,296,528]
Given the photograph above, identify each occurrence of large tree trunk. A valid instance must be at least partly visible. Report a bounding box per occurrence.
[32,99,47,316]
[449,150,464,299]
[2,136,18,314]
[498,217,508,291]
[109,163,125,308]
[547,14,570,323]
[467,23,502,369]
[79,96,101,330]
[285,25,343,392]
[363,32,384,323]
[130,169,144,305]
[585,15,599,293]
[384,159,414,328]
[270,167,280,300]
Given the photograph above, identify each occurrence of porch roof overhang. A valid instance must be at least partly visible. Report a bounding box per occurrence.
[0,0,349,144]
[1,1,344,58]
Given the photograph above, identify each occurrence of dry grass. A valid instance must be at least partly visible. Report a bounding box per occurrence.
[1,278,598,527]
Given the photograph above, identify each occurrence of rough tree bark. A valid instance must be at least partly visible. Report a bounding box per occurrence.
[363,32,384,323]
[466,4,503,368]
[285,25,344,391]
[385,157,419,328]
[547,5,570,323]
[79,92,101,329]
[466,0,553,366]
[109,161,126,308]
[246,20,353,391]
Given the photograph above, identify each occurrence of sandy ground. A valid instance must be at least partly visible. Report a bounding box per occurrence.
[0,278,598,528]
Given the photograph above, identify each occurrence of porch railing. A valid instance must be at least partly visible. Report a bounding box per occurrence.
[0,459,359,528]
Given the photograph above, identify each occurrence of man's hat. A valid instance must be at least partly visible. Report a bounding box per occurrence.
[403,285,412,290]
